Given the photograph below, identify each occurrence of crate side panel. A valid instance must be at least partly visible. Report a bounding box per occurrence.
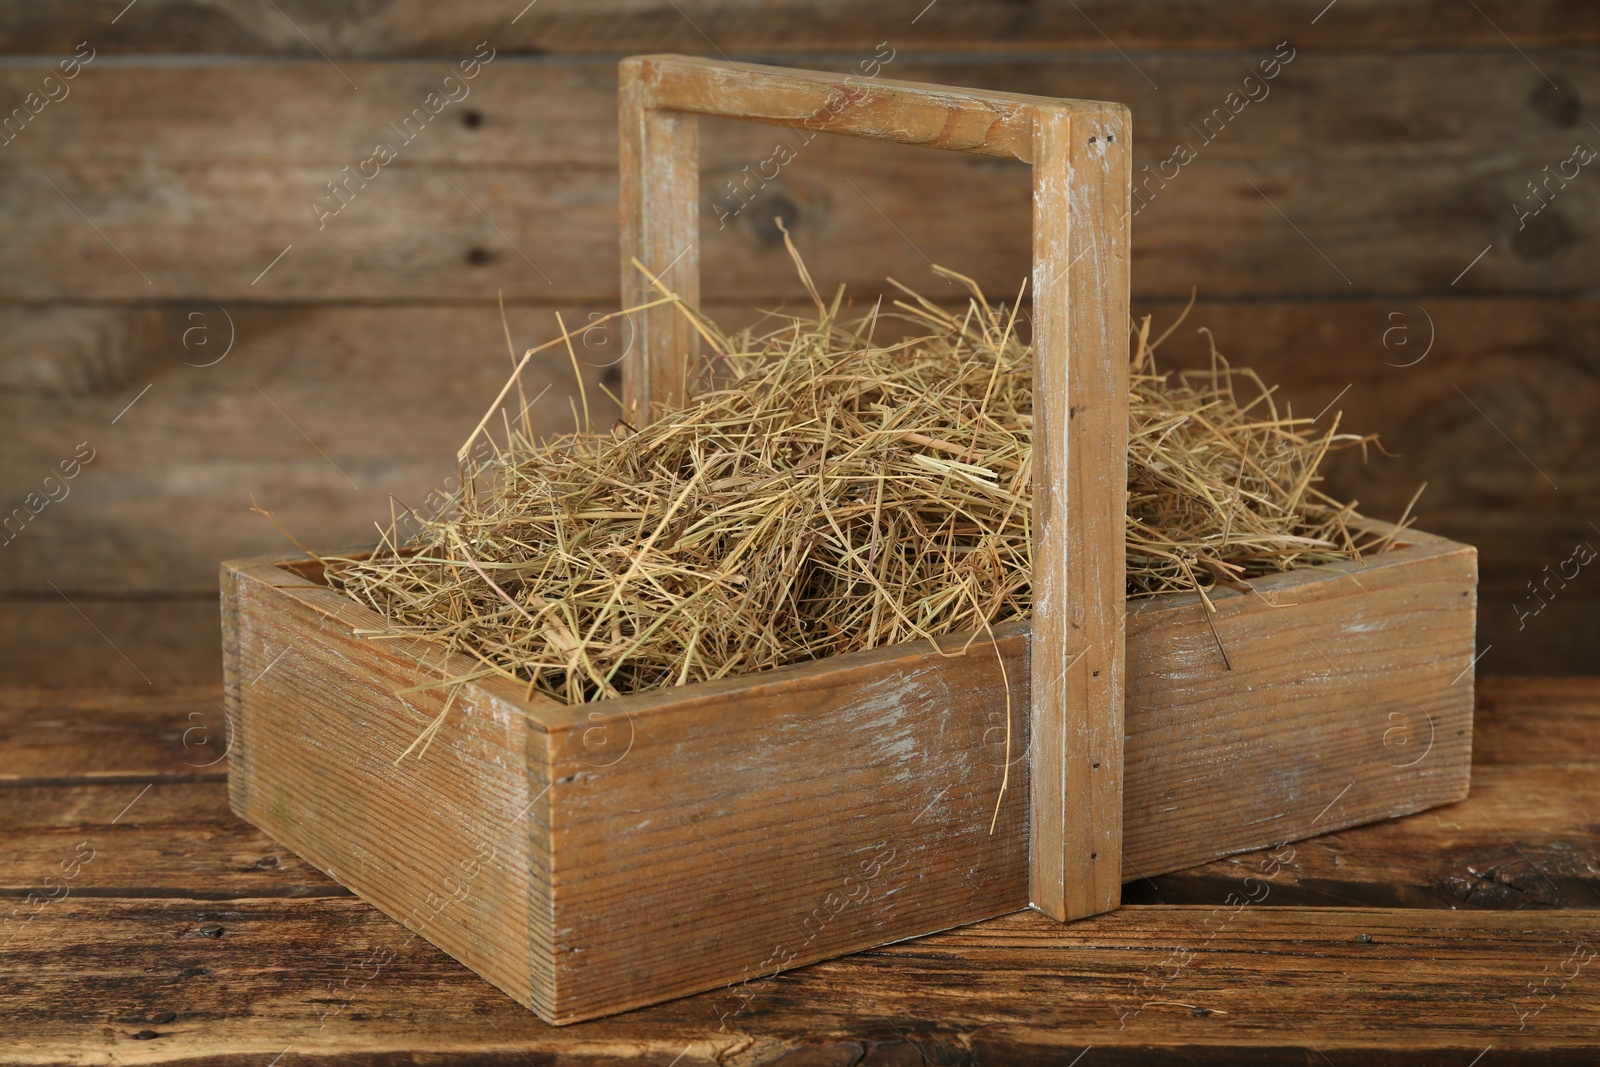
[547,631,1031,1023]
[1122,541,1478,878]
[226,565,542,1011]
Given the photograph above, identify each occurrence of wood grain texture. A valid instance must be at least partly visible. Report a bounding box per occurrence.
[4,1,1599,54]
[1,54,1598,303]
[638,53,1038,161]
[1,677,1589,1060]
[1030,101,1131,921]
[1157,675,1600,916]
[0,816,348,901]
[0,599,223,686]
[223,558,547,1013]
[0,682,227,783]
[618,59,700,422]
[1122,526,1478,878]
[1475,676,1600,763]
[4,898,1599,1063]
[222,516,1474,1022]
[0,302,622,598]
[1131,763,1600,910]
[3,678,1592,909]
[223,554,1033,1024]
[544,623,1029,1023]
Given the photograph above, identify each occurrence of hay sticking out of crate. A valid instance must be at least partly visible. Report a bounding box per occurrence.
[326,272,1406,707]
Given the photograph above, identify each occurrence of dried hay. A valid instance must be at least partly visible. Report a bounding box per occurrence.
[321,256,1413,709]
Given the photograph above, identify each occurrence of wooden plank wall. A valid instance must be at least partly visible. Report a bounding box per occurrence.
[2,0,1596,683]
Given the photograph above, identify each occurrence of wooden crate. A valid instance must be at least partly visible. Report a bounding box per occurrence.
[221,521,1476,1024]
[221,56,1478,1025]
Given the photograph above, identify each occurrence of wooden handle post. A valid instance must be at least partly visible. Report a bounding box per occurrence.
[618,53,1130,921]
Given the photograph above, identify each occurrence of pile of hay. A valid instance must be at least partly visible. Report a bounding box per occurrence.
[324,262,1408,707]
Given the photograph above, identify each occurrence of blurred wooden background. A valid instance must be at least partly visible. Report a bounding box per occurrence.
[2,1,1596,683]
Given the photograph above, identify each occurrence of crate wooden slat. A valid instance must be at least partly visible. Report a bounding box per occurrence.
[222,520,1476,1023]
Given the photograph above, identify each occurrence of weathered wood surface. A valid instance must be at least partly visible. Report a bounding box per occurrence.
[224,551,1035,1023]
[1121,525,1479,876]
[1475,675,1600,763]
[1028,98,1130,922]
[222,556,547,1012]
[8,896,1600,1064]
[0,683,228,783]
[4,0,1599,54]
[1,678,1595,1060]
[1,54,1597,303]
[220,510,1472,1021]
[1131,676,1600,910]
[1131,765,1600,910]
[4,762,1592,911]
[636,54,1043,162]
[618,60,701,423]
[0,678,1586,904]
[0,301,623,600]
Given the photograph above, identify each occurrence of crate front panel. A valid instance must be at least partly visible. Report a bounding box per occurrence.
[543,630,1032,1022]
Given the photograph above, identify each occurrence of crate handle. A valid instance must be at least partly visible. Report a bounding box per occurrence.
[618,53,1130,922]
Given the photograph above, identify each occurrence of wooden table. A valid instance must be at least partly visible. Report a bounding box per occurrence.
[3,678,1597,1064]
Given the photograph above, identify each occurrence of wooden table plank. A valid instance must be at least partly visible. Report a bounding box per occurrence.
[0,684,227,783]
[0,804,345,901]
[3,680,1596,1059]
[1135,765,1600,910]
[1475,677,1600,766]
[2,900,1597,1064]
